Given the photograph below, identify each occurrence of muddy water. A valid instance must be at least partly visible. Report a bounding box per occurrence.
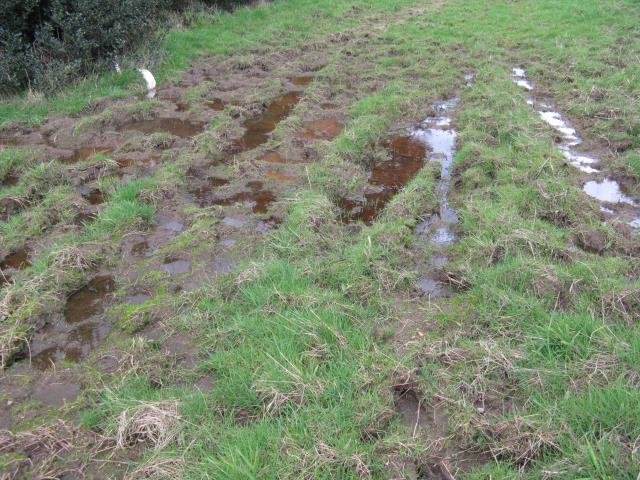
[79,186,104,205]
[63,146,114,163]
[289,75,314,87]
[513,67,640,229]
[340,136,426,223]
[231,92,302,152]
[117,118,205,138]
[0,247,31,287]
[29,275,115,370]
[195,179,276,213]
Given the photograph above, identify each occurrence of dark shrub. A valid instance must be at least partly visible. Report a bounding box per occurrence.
[0,0,251,96]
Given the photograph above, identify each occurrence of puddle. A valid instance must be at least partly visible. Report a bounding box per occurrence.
[299,118,344,141]
[161,258,191,275]
[630,218,640,229]
[289,75,314,87]
[198,181,275,213]
[0,247,31,288]
[32,379,80,407]
[1,247,31,270]
[258,150,286,163]
[117,118,205,138]
[131,240,151,257]
[560,148,600,173]
[416,276,448,297]
[265,170,295,181]
[79,186,104,205]
[511,67,533,90]
[340,136,426,223]
[583,179,635,205]
[63,146,113,163]
[29,275,115,370]
[211,256,235,274]
[1,173,19,187]
[221,216,247,228]
[208,99,226,111]
[156,215,184,232]
[231,91,301,152]
[538,111,580,145]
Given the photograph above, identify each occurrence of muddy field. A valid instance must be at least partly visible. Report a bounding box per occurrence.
[1,0,640,478]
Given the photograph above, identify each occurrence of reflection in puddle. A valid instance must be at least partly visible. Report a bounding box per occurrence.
[259,150,286,163]
[161,259,191,275]
[64,146,113,163]
[583,179,635,205]
[340,136,426,223]
[1,173,19,187]
[30,275,115,370]
[208,98,226,111]
[196,181,275,213]
[265,170,295,181]
[80,186,104,205]
[299,118,344,141]
[1,247,31,270]
[0,247,31,287]
[117,118,205,138]
[512,67,533,90]
[231,92,301,152]
[290,75,314,87]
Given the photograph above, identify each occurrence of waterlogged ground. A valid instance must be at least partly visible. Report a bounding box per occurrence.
[1,0,640,478]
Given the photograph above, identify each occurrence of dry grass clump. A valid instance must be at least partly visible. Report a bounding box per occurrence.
[283,440,372,479]
[126,456,185,480]
[116,401,181,451]
[0,420,98,479]
[601,287,640,324]
[472,415,559,468]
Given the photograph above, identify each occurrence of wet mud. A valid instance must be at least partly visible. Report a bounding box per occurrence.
[28,275,115,370]
[512,67,640,230]
[117,118,205,138]
[299,118,344,141]
[0,247,32,287]
[231,91,302,152]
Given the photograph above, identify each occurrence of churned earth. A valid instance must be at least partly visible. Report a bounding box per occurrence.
[1,0,640,478]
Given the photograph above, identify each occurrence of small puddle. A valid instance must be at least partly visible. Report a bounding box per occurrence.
[0,247,31,288]
[299,118,344,141]
[290,75,314,87]
[1,247,31,270]
[117,118,205,138]
[583,179,635,205]
[197,181,275,213]
[161,258,191,275]
[340,136,427,223]
[208,99,226,111]
[63,146,113,163]
[265,170,295,181]
[511,67,533,90]
[29,275,115,370]
[258,150,286,163]
[231,91,302,152]
[79,186,104,205]
[1,173,19,187]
